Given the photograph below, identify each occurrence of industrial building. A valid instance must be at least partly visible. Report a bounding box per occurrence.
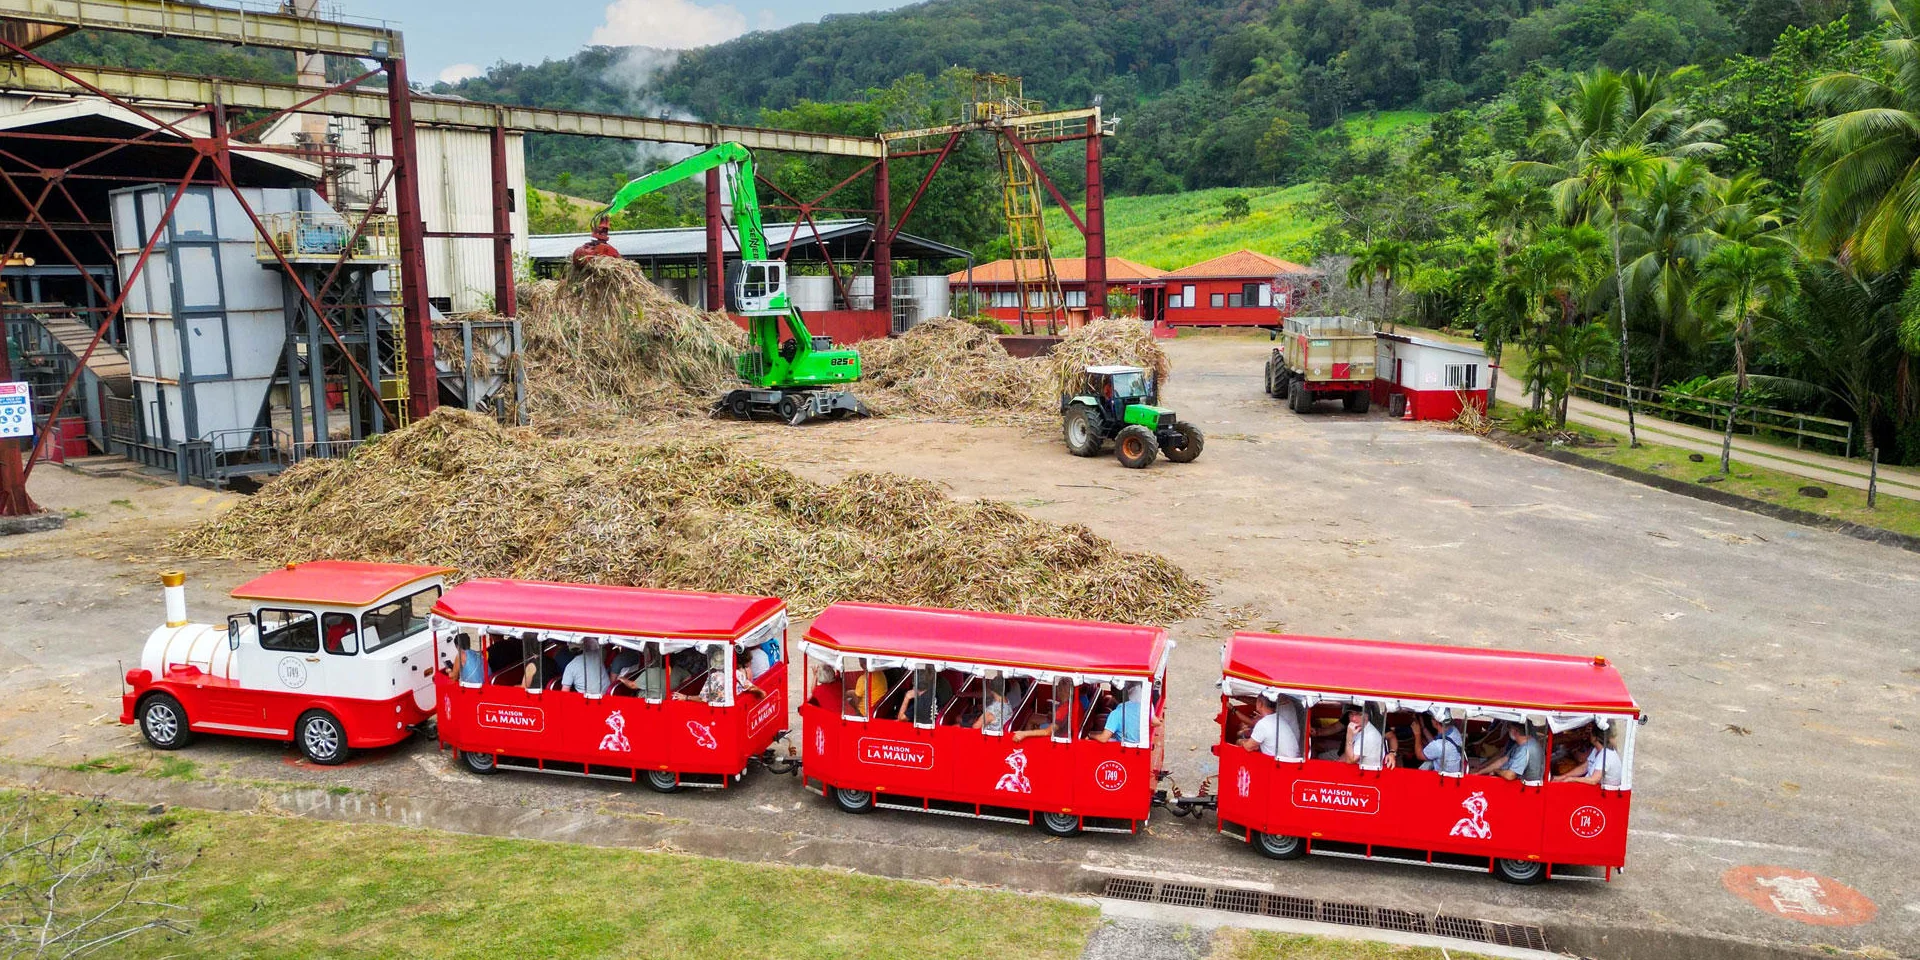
[952,256,1165,326]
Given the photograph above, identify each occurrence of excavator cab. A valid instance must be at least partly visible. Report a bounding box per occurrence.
[730,259,790,316]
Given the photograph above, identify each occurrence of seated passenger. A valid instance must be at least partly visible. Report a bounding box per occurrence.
[972,680,1013,734]
[1471,723,1544,782]
[1552,725,1594,777]
[1238,694,1303,760]
[1088,684,1150,744]
[747,641,773,677]
[1318,706,1387,768]
[454,635,485,686]
[847,664,887,717]
[1413,714,1466,774]
[895,671,953,724]
[1553,727,1623,787]
[559,640,611,696]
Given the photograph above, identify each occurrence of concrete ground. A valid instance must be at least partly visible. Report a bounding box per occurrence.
[2,331,1916,959]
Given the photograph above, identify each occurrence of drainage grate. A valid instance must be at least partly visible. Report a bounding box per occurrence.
[1210,888,1263,915]
[1100,877,1549,952]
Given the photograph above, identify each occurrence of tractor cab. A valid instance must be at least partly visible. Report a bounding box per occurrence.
[1062,365,1205,469]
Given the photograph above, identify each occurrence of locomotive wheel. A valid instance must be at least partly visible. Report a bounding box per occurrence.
[1036,811,1082,837]
[1254,831,1305,860]
[296,710,349,766]
[138,694,193,750]
[645,770,680,793]
[459,750,498,775]
[831,787,875,814]
[1494,858,1547,885]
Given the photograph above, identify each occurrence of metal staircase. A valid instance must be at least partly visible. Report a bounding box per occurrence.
[970,73,1067,335]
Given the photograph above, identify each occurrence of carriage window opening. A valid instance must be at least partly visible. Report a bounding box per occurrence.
[669,645,710,698]
[843,656,887,719]
[608,641,662,700]
[1467,720,1544,783]
[1093,681,1147,746]
[873,667,912,719]
[977,673,1012,735]
[321,613,358,656]
[1315,702,1387,768]
[1412,712,1467,775]
[361,586,440,654]
[1238,693,1304,761]
[941,674,979,726]
[1050,678,1075,742]
[810,659,843,710]
[1551,721,1625,788]
[257,609,319,654]
[902,664,945,727]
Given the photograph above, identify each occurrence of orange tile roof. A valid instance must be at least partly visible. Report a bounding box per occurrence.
[948,256,1165,285]
[1162,249,1313,279]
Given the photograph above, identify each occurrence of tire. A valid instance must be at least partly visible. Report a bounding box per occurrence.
[1494,857,1548,885]
[727,394,752,420]
[1064,406,1103,457]
[459,750,498,775]
[645,770,680,793]
[1164,422,1204,463]
[1264,358,1279,397]
[138,693,192,751]
[1343,391,1372,414]
[296,710,349,766]
[776,396,801,423]
[1036,811,1082,837]
[1289,381,1313,414]
[1115,425,1159,469]
[831,786,874,814]
[1254,831,1306,860]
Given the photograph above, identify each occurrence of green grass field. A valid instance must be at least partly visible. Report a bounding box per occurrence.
[1343,110,1436,147]
[1044,183,1325,270]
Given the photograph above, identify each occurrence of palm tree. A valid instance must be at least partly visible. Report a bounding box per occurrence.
[1758,259,1904,462]
[1803,0,1920,271]
[1478,177,1551,256]
[1346,238,1418,325]
[1692,242,1799,473]
[1621,160,1717,387]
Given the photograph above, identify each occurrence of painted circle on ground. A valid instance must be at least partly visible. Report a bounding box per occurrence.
[1094,759,1127,791]
[1722,865,1877,927]
[1569,805,1606,839]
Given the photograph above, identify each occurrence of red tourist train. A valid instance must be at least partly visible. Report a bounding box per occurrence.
[428,578,791,791]
[796,602,1170,836]
[123,562,1642,884]
[1213,632,1639,884]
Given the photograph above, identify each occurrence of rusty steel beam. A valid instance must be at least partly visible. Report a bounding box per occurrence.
[0,0,404,58]
[0,60,887,157]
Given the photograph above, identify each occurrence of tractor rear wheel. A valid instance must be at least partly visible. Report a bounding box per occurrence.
[1064,407,1103,457]
[1115,425,1159,469]
[1164,422,1205,463]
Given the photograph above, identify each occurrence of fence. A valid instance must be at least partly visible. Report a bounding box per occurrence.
[1574,375,1853,456]
[176,428,361,488]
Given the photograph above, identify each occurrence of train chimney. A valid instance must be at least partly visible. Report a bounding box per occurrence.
[160,570,187,627]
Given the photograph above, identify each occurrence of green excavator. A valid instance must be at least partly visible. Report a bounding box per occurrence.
[598,142,868,424]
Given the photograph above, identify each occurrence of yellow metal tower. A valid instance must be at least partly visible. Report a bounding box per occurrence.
[969,73,1066,335]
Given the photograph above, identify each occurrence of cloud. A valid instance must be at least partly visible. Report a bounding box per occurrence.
[437,63,484,84]
[591,0,748,49]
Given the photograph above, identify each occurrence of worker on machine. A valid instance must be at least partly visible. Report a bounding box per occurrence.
[570,215,621,265]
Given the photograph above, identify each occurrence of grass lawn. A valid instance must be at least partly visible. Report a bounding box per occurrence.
[1208,929,1498,959]
[16,792,1095,960]
[1488,401,1920,538]
[1043,183,1325,270]
[1343,110,1435,147]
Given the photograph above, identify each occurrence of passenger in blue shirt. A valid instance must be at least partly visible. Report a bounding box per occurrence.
[1089,684,1152,744]
[454,635,485,685]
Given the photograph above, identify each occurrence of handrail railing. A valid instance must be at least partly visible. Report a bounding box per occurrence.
[176,427,363,486]
[1574,375,1853,457]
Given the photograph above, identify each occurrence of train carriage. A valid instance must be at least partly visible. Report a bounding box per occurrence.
[799,602,1170,837]
[429,579,789,791]
[1215,632,1641,884]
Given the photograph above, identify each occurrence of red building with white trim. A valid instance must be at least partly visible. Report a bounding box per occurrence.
[1159,250,1316,328]
[949,257,1165,326]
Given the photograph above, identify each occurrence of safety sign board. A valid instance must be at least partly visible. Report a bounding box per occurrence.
[0,382,31,440]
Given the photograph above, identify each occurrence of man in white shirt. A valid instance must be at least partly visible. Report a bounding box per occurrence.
[1238,695,1303,760]
[1341,705,1386,769]
[559,640,610,696]
[1555,728,1623,788]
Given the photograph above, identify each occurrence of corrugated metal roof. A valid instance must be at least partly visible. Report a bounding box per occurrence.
[529,218,968,263]
[947,256,1164,285]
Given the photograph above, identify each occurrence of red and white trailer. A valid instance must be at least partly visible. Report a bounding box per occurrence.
[121,561,453,764]
[428,579,789,791]
[799,602,1170,837]
[1214,632,1640,883]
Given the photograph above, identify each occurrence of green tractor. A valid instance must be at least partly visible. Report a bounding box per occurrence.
[1061,365,1205,468]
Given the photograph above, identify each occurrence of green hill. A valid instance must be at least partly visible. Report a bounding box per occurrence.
[1042,184,1325,270]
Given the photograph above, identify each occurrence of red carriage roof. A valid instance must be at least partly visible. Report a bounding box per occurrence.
[804,602,1170,676]
[231,561,454,607]
[1226,632,1639,715]
[431,579,784,640]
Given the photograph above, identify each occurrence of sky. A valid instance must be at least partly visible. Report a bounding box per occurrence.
[337,0,908,86]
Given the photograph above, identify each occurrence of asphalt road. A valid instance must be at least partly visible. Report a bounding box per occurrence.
[2,331,1915,959]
